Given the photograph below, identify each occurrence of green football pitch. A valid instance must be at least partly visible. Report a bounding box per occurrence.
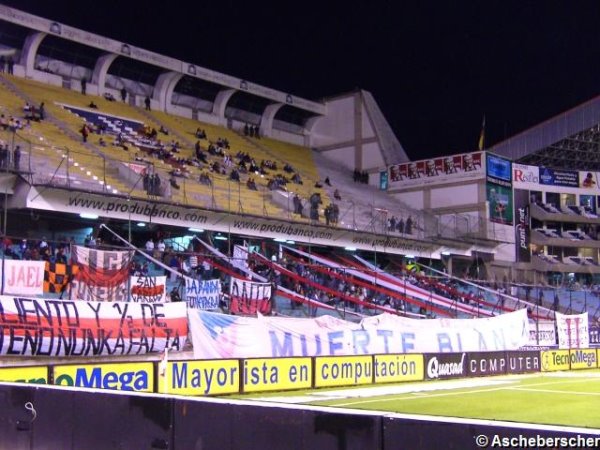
[234,370,600,429]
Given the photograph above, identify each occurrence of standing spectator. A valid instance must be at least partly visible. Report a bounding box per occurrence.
[13,145,21,171]
[80,124,89,142]
[144,96,151,111]
[6,56,13,75]
[0,55,4,73]
[39,102,45,120]
[157,239,166,252]
[81,78,87,95]
[120,86,127,102]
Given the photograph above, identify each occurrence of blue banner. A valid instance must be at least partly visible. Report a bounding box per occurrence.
[539,168,579,187]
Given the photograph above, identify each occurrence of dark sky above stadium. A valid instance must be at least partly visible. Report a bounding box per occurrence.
[6,1,600,160]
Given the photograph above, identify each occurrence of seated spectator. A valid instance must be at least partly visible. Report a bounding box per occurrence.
[88,101,98,109]
[315,180,323,188]
[145,238,155,252]
[199,171,212,186]
[246,177,258,190]
[292,172,303,184]
[159,125,169,135]
[170,176,180,190]
[195,128,207,139]
[98,137,107,147]
[229,168,240,182]
[103,92,116,102]
[284,163,294,173]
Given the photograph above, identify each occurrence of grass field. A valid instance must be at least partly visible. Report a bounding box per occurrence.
[237,370,600,429]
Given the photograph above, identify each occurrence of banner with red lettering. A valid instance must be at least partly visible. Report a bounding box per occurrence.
[70,246,133,301]
[0,296,188,356]
[556,312,589,349]
[130,276,167,303]
[229,278,272,315]
[1,260,45,296]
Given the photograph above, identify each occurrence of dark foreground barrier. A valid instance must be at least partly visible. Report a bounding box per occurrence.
[0,383,599,449]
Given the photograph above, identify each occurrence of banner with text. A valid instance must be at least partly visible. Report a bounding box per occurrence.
[185,277,221,310]
[70,246,133,302]
[0,296,188,357]
[514,189,531,263]
[229,278,272,315]
[527,321,556,346]
[130,276,166,303]
[388,152,484,188]
[25,187,436,257]
[188,309,529,359]
[556,312,589,349]
[0,260,45,296]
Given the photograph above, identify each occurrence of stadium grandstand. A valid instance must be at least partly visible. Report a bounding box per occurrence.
[0,4,599,449]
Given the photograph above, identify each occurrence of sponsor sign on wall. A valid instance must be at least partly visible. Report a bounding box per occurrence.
[487,182,513,225]
[53,362,154,392]
[512,164,540,189]
[539,168,579,188]
[158,359,240,396]
[314,355,373,388]
[569,349,597,370]
[373,354,424,384]
[505,351,540,374]
[541,349,570,372]
[388,152,484,188]
[589,325,600,346]
[424,353,467,380]
[242,357,313,393]
[0,366,48,384]
[468,352,508,377]
[487,153,512,182]
[513,189,531,262]
[26,187,435,258]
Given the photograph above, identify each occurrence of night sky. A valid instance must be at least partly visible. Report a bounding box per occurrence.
[4,1,600,160]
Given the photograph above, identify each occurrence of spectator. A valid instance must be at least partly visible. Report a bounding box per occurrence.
[145,238,155,252]
[334,189,341,200]
[246,177,257,190]
[120,86,127,102]
[39,102,45,120]
[80,124,89,142]
[144,96,151,111]
[157,239,166,252]
[325,176,331,186]
[81,78,87,95]
[13,145,21,170]
[88,101,98,109]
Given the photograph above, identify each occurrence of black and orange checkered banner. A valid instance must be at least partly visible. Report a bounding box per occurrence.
[44,262,79,294]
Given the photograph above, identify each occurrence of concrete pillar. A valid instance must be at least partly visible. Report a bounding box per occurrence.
[153,71,183,112]
[19,31,47,77]
[212,89,236,125]
[91,53,119,95]
[259,103,283,137]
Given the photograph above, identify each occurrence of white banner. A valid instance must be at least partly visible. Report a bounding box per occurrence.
[130,276,167,303]
[0,296,188,356]
[556,312,589,349]
[527,321,556,346]
[512,163,540,189]
[188,308,530,359]
[232,245,248,272]
[185,278,221,310]
[1,260,45,296]
[25,187,435,257]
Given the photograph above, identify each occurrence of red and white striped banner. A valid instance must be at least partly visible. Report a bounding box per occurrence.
[0,296,188,356]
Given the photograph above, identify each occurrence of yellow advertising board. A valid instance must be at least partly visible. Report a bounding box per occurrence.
[541,350,570,372]
[0,366,48,384]
[53,362,153,392]
[242,357,312,393]
[374,354,424,383]
[314,355,373,388]
[158,359,240,395]
[569,349,598,370]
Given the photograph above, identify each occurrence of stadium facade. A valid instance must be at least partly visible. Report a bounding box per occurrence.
[0,4,598,289]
